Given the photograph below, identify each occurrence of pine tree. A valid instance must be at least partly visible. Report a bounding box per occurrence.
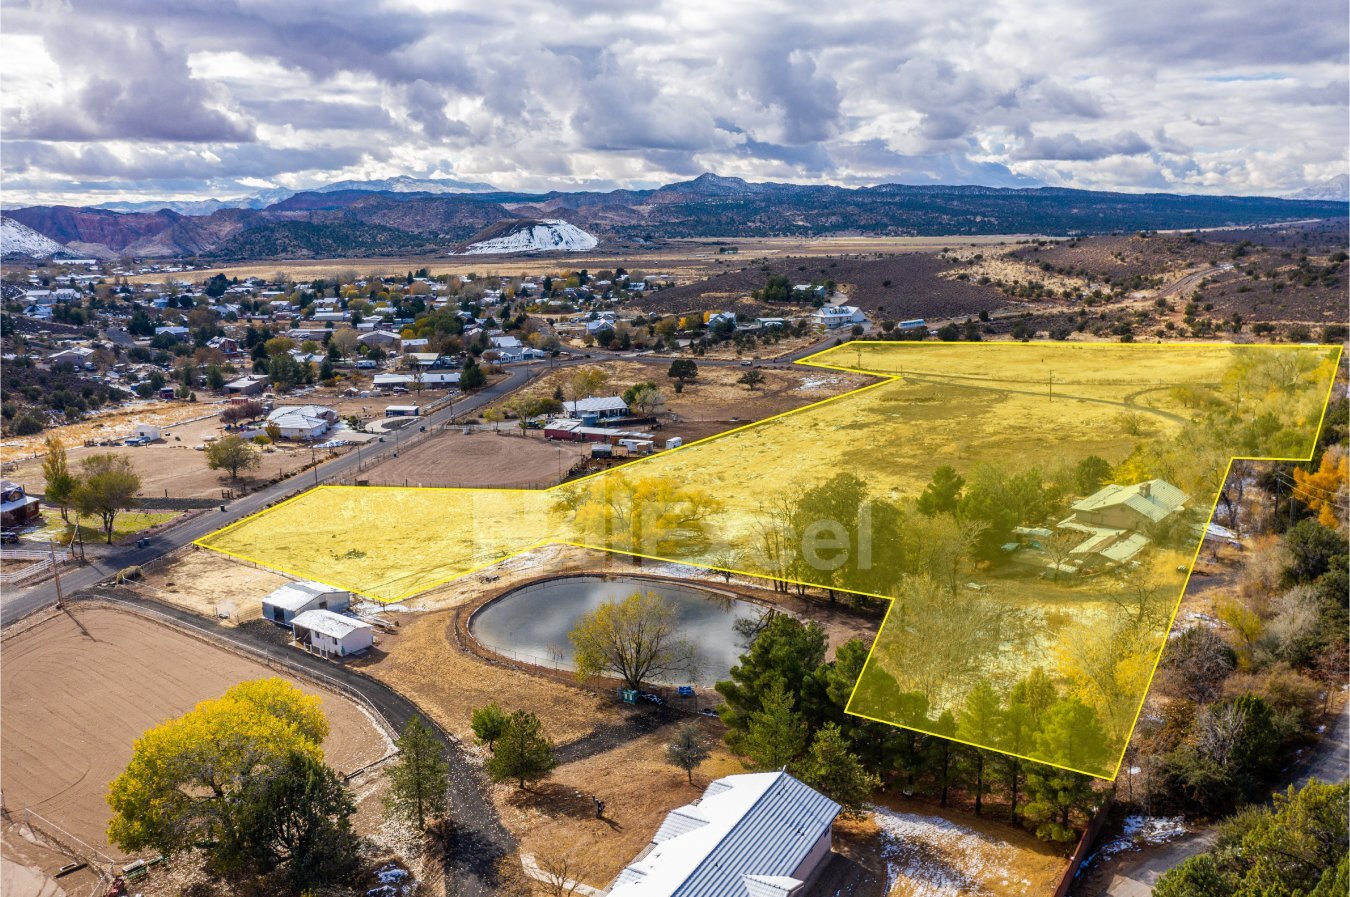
[794,724,879,818]
[384,716,449,831]
[741,681,807,770]
[471,702,509,751]
[487,710,556,790]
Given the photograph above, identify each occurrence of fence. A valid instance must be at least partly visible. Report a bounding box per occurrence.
[0,545,76,586]
[1053,796,1116,897]
[87,595,399,747]
[19,806,123,884]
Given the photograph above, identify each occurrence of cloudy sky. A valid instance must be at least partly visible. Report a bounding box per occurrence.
[2,0,1347,205]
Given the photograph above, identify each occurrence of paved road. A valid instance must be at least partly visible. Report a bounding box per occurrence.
[0,363,548,627]
[1091,699,1350,897]
[85,587,514,897]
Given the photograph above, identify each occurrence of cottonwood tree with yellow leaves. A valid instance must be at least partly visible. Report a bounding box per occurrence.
[107,678,359,890]
[558,473,722,563]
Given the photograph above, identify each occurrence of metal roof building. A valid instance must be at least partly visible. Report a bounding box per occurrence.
[607,771,840,897]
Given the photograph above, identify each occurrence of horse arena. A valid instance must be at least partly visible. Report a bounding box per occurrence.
[0,606,390,886]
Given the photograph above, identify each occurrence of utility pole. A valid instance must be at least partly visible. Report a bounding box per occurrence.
[49,540,64,611]
[310,441,319,487]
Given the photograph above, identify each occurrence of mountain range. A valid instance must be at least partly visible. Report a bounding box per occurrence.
[3,173,1346,260]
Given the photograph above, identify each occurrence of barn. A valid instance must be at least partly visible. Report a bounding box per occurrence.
[261,580,351,627]
[291,609,374,658]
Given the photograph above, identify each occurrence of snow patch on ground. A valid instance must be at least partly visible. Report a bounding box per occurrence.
[799,376,843,390]
[1094,815,1188,860]
[459,219,597,254]
[872,805,1034,896]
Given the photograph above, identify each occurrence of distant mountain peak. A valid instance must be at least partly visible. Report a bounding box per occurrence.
[657,172,761,196]
[1288,174,1349,202]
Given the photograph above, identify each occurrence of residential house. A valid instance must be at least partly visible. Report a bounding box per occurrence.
[809,306,866,329]
[607,771,840,897]
[0,481,42,528]
[357,329,401,349]
[224,374,268,396]
[265,404,337,440]
[46,346,95,368]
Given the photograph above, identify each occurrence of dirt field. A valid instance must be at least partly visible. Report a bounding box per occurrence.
[129,547,294,624]
[2,411,357,502]
[357,429,593,488]
[0,606,391,868]
[868,796,1068,896]
[506,722,742,889]
[0,400,217,463]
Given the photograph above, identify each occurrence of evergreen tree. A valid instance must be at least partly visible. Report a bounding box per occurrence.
[741,681,807,769]
[794,724,879,818]
[384,716,449,831]
[487,710,556,789]
[471,702,509,751]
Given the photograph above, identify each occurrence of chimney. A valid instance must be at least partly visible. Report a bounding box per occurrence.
[1139,481,1151,498]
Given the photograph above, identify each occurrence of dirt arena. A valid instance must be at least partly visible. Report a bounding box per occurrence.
[0,606,390,866]
[356,429,593,488]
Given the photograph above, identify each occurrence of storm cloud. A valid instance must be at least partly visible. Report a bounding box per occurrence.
[1,0,1345,204]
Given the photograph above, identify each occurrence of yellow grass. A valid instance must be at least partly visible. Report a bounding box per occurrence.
[197,342,1340,777]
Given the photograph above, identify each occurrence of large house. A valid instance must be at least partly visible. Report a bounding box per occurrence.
[608,771,840,896]
[291,609,373,657]
[809,305,865,329]
[1050,478,1190,572]
[1068,479,1188,532]
[265,404,337,440]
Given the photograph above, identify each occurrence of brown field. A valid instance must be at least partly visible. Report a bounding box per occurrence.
[129,547,294,623]
[121,235,1053,287]
[637,252,1011,321]
[2,412,347,501]
[357,428,594,488]
[480,358,873,446]
[0,400,219,463]
[0,606,390,864]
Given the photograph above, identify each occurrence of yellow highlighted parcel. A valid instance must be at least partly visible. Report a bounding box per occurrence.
[199,342,1341,778]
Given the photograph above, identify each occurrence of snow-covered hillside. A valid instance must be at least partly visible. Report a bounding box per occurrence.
[1,216,66,258]
[1289,174,1349,201]
[459,219,598,254]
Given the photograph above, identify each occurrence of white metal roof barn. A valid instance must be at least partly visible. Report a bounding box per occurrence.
[608,771,841,896]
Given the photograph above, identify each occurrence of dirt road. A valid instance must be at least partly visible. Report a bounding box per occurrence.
[1079,699,1350,896]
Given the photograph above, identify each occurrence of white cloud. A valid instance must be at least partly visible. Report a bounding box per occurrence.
[0,0,1345,204]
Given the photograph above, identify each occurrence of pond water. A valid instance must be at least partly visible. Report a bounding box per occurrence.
[468,575,759,686]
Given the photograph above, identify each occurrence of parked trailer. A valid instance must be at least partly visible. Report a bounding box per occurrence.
[384,405,421,417]
[898,318,927,330]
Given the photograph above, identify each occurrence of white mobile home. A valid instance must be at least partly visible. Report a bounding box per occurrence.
[262,580,351,626]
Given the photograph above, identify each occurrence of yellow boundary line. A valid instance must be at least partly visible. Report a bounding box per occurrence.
[194,341,1344,778]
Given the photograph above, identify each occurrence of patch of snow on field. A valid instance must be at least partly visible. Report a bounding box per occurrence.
[799,376,842,390]
[872,805,1032,896]
[1095,816,1187,860]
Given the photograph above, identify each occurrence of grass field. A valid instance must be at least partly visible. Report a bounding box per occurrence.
[198,342,1339,777]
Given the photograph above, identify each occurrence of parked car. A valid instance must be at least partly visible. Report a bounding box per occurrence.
[639,692,665,705]
[699,707,719,718]
[0,530,20,544]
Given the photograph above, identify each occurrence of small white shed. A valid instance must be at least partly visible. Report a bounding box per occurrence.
[291,609,374,657]
[262,580,351,627]
[135,424,161,441]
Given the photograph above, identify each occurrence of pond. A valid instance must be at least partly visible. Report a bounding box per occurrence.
[468,575,761,686]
